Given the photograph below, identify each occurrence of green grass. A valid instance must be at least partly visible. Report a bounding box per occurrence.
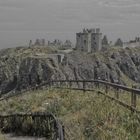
[0,133,5,140]
[0,87,140,140]
[98,86,140,111]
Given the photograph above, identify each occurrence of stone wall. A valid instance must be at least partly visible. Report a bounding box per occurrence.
[123,42,140,48]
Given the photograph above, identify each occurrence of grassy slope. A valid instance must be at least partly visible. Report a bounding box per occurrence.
[0,133,5,140]
[0,88,140,140]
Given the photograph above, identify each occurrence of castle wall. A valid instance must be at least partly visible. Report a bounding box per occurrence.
[123,42,140,48]
[76,28,102,52]
[76,33,82,51]
[96,33,102,51]
[82,33,88,52]
[76,33,88,52]
[91,33,102,52]
[87,33,91,53]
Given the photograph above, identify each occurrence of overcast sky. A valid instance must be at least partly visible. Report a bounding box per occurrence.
[0,0,140,48]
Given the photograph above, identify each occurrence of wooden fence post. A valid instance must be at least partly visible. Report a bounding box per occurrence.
[105,85,108,94]
[69,81,72,89]
[48,81,51,88]
[131,86,137,108]
[97,82,99,89]
[62,125,65,140]
[59,81,61,88]
[51,81,53,87]
[83,81,86,92]
[49,81,52,88]
[115,88,119,99]
[0,117,4,129]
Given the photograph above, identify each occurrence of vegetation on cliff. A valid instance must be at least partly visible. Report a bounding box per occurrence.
[1,46,140,95]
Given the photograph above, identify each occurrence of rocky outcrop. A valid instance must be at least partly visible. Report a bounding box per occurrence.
[1,46,140,95]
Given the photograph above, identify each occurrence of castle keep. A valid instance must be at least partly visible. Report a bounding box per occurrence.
[76,28,102,52]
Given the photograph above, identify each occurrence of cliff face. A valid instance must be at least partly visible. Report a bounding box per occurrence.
[59,47,140,85]
[0,46,140,95]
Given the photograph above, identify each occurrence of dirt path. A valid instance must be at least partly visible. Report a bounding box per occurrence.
[4,134,46,140]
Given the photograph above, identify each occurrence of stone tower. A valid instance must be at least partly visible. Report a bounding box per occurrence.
[76,28,102,52]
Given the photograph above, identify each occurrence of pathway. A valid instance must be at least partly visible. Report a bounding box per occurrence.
[4,134,46,140]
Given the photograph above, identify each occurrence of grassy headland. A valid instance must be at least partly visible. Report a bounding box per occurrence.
[0,87,140,140]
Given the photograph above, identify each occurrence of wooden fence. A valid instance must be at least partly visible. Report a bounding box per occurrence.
[1,79,140,113]
[0,112,64,140]
[0,79,140,139]
[49,80,140,113]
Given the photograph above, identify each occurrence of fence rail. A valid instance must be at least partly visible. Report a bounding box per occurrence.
[1,79,140,112]
[0,112,64,140]
[0,79,140,139]
[50,79,140,113]
[50,79,140,95]
[0,81,50,101]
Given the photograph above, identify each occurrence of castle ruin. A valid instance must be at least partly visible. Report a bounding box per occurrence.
[123,37,140,48]
[76,28,102,53]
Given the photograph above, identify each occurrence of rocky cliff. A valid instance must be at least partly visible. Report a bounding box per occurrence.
[0,46,140,95]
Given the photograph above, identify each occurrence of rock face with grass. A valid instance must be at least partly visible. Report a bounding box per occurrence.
[59,47,140,85]
[1,46,140,95]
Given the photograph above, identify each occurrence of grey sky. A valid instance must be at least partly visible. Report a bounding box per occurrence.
[0,0,140,48]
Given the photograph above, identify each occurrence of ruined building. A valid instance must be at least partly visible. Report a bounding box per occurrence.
[63,40,72,48]
[48,39,63,46]
[34,39,46,46]
[115,38,123,47]
[76,28,102,52]
[123,37,140,48]
[102,35,109,47]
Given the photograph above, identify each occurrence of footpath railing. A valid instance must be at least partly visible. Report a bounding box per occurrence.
[0,112,64,140]
[1,79,140,113]
[0,79,140,139]
[0,81,50,101]
[50,80,140,113]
